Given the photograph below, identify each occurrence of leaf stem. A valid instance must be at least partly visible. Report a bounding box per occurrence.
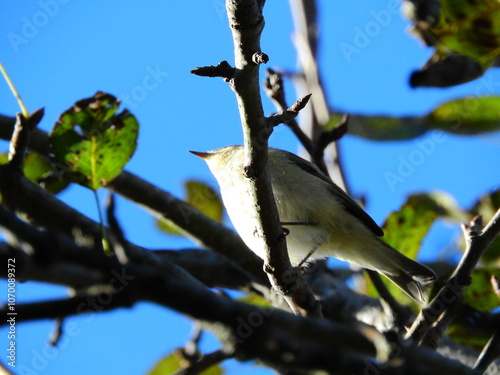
[93,189,112,256]
[0,62,30,119]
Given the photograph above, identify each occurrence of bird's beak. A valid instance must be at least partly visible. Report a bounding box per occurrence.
[189,150,210,159]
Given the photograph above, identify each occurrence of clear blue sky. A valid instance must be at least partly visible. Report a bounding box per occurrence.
[1,1,499,374]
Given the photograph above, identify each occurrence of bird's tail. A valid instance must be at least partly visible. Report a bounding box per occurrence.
[376,241,437,303]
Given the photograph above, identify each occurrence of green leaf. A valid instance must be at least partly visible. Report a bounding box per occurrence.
[0,151,68,194]
[365,192,466,303]
[341,95,500,141]
[49,92,138,190]
[148,349,223,375]
[404,0,500,87]
[382,192,463,259]
[158,180,223,236]
[432,0,500,66]
[185,181,223,222]
[462,268,500,312]
[428,96,500,134]
[346,114,428,140]
[237,294,272,308]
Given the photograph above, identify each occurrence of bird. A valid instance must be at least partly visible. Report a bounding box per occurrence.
[191,145,437,302]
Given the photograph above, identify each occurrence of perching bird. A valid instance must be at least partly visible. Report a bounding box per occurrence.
[191,146,436,302]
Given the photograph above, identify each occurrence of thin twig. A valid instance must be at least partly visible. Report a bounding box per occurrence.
[265,94,311,128]
[48,317,64,347]
[106,193,129,264]
[8,109,44,173]
[264,68,317,160]
[0,62,30,118]
[474,319,500,372]
[312,114,349,170]
[184,323,203,358]
[365,270,412,330]
[406,210,500,344]
[288,0,350,194]
[190,61,235,80]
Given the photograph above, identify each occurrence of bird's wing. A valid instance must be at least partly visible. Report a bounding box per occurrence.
[286,151,384,237]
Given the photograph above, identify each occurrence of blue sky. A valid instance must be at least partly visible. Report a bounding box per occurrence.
[1,1,499,374]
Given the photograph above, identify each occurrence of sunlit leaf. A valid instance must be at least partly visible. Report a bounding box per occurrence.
[432,0,500,66]
[49,92,138,191]
[148,349,223,375]
[186,181,223,221]
[404,0,500,87]
[346,115,428,140]
[341,95,500,141]
[237,294,272,308]
[158,180,223,236]
[462,268,500,312]
[382,192,463,259]
[365,192,465,303]
[428,96,500,134]
[0,151,68,194]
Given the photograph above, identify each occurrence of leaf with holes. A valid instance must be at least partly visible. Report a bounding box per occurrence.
[49,92,138,190]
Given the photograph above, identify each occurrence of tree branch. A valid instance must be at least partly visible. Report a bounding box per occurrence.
[474,321,500,372]
[109,171,265,279]
[224,0,321,316]
[190,61,235,80]
[366,270,413,330]
[0,116,265,280]
[0,261,394,373]
[174,349,233,375]
[288,0,350,193]
[264,68,317,162]
[265,93,312,129]
[0,205,264,294]
[406,210,500,344]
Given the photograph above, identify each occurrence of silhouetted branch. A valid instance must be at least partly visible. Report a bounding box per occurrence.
[474,320,500,372]
[407,210,500,344]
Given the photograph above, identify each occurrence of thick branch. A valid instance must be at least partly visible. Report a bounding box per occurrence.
[0,205,263,293]
[0,262,391,373]
[0,117,264,279]
[109,171,264,278]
